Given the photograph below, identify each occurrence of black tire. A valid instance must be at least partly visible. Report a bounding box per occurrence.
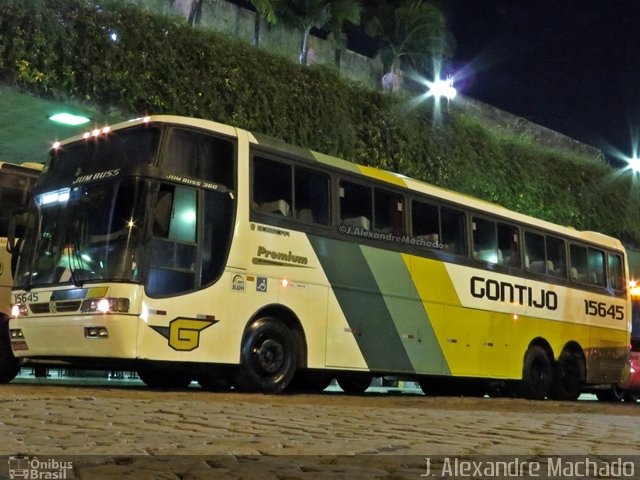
[137,366,192,389]
[550,351,584,401]
[235,318,297,393]
[623,391,639,403]
[0,319,20,384]
[336,373,371,394]
[517,345,553,400]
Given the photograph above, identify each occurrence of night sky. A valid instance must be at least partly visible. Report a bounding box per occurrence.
[444,0,640,162]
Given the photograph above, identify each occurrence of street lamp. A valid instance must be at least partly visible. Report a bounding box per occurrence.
[425,76,457,100]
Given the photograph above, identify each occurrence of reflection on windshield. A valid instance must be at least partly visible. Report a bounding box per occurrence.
[16,179,146,288]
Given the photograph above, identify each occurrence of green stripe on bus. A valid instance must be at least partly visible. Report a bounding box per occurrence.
[308,235,414,372]
[360,246,450,375]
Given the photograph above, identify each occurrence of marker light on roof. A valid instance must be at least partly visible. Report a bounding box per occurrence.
[48,113,91,126]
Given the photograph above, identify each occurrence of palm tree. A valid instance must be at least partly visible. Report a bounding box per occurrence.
[278,0,361,66]
[364,0,451,77]
[249,0,280,47]
[325,0,362,70]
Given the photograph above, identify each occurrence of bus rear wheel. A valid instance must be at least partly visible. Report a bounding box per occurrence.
[235,317,297,393]
[517,345,552,400]
[550,351,583,401]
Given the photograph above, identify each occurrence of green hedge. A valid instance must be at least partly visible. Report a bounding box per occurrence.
[2,0,639,245]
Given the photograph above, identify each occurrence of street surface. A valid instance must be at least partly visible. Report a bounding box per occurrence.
[0,373,639,479]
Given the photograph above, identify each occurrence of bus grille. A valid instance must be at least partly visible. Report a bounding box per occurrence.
[30,301,82,314]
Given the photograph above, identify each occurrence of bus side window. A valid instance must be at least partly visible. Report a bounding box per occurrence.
[164,128,235,189]
[587,247,606,286]
[441,206,466,255]
[411,199,439,248]
[546,235,566,278]
[524,231,545,273]
[608,253,624,291]
[569,244,588,283]
[497,222,520,267]
[339,180,372,231]
[252,156,292,216]
[472,217,498,263]
[294,168,330,225]
[374,188,403,234]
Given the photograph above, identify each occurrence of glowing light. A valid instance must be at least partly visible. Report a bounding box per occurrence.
[96,299,111,313]
[37,188,70,206]
[281,278,289,288]
[627,156,640,173]
[426,76,457,100]
[52,141,61,150]
[630,280,640,297]
[48,113,91,126]
[182,210,196,223]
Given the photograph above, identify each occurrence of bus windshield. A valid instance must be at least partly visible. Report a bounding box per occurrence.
[15,178,147,288]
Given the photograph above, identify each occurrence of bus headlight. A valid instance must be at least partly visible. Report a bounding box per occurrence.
[80,297,130,313]
[11,303,27,318]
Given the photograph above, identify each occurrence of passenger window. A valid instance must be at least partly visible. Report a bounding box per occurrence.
[294,168,330,225]
[525,231,566,277]
[340,180,372,231]
[569,244,588,282]
[374,188,403,234]
[608,253,624,291]
[441,206,466,255]
[524,231,546,272]
[587,248,606,286]
[570,244,605,286]
[411,200,440,249]
[546,236,566,278]
[252,157,292,217]
[472,217,498,263]
[164,128,235,189]
[497,223,520,267]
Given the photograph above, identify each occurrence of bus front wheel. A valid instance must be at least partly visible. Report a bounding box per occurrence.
[235,317,297,393]
[517,345,552,400]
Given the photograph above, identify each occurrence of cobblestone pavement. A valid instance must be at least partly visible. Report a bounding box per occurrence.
[0,377,639,479]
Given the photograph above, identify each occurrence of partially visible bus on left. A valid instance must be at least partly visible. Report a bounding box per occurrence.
[0,161,42,382]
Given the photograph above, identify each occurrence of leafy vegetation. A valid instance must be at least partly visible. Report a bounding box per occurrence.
[1,0,639,246]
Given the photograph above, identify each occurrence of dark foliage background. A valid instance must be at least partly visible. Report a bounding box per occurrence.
[2,0,639,245]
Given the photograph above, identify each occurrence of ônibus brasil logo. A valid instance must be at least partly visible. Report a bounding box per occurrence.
[7,455,73,479]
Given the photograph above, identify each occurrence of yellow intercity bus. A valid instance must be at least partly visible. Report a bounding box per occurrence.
[7,116,631,399]
[0,161,42,382]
